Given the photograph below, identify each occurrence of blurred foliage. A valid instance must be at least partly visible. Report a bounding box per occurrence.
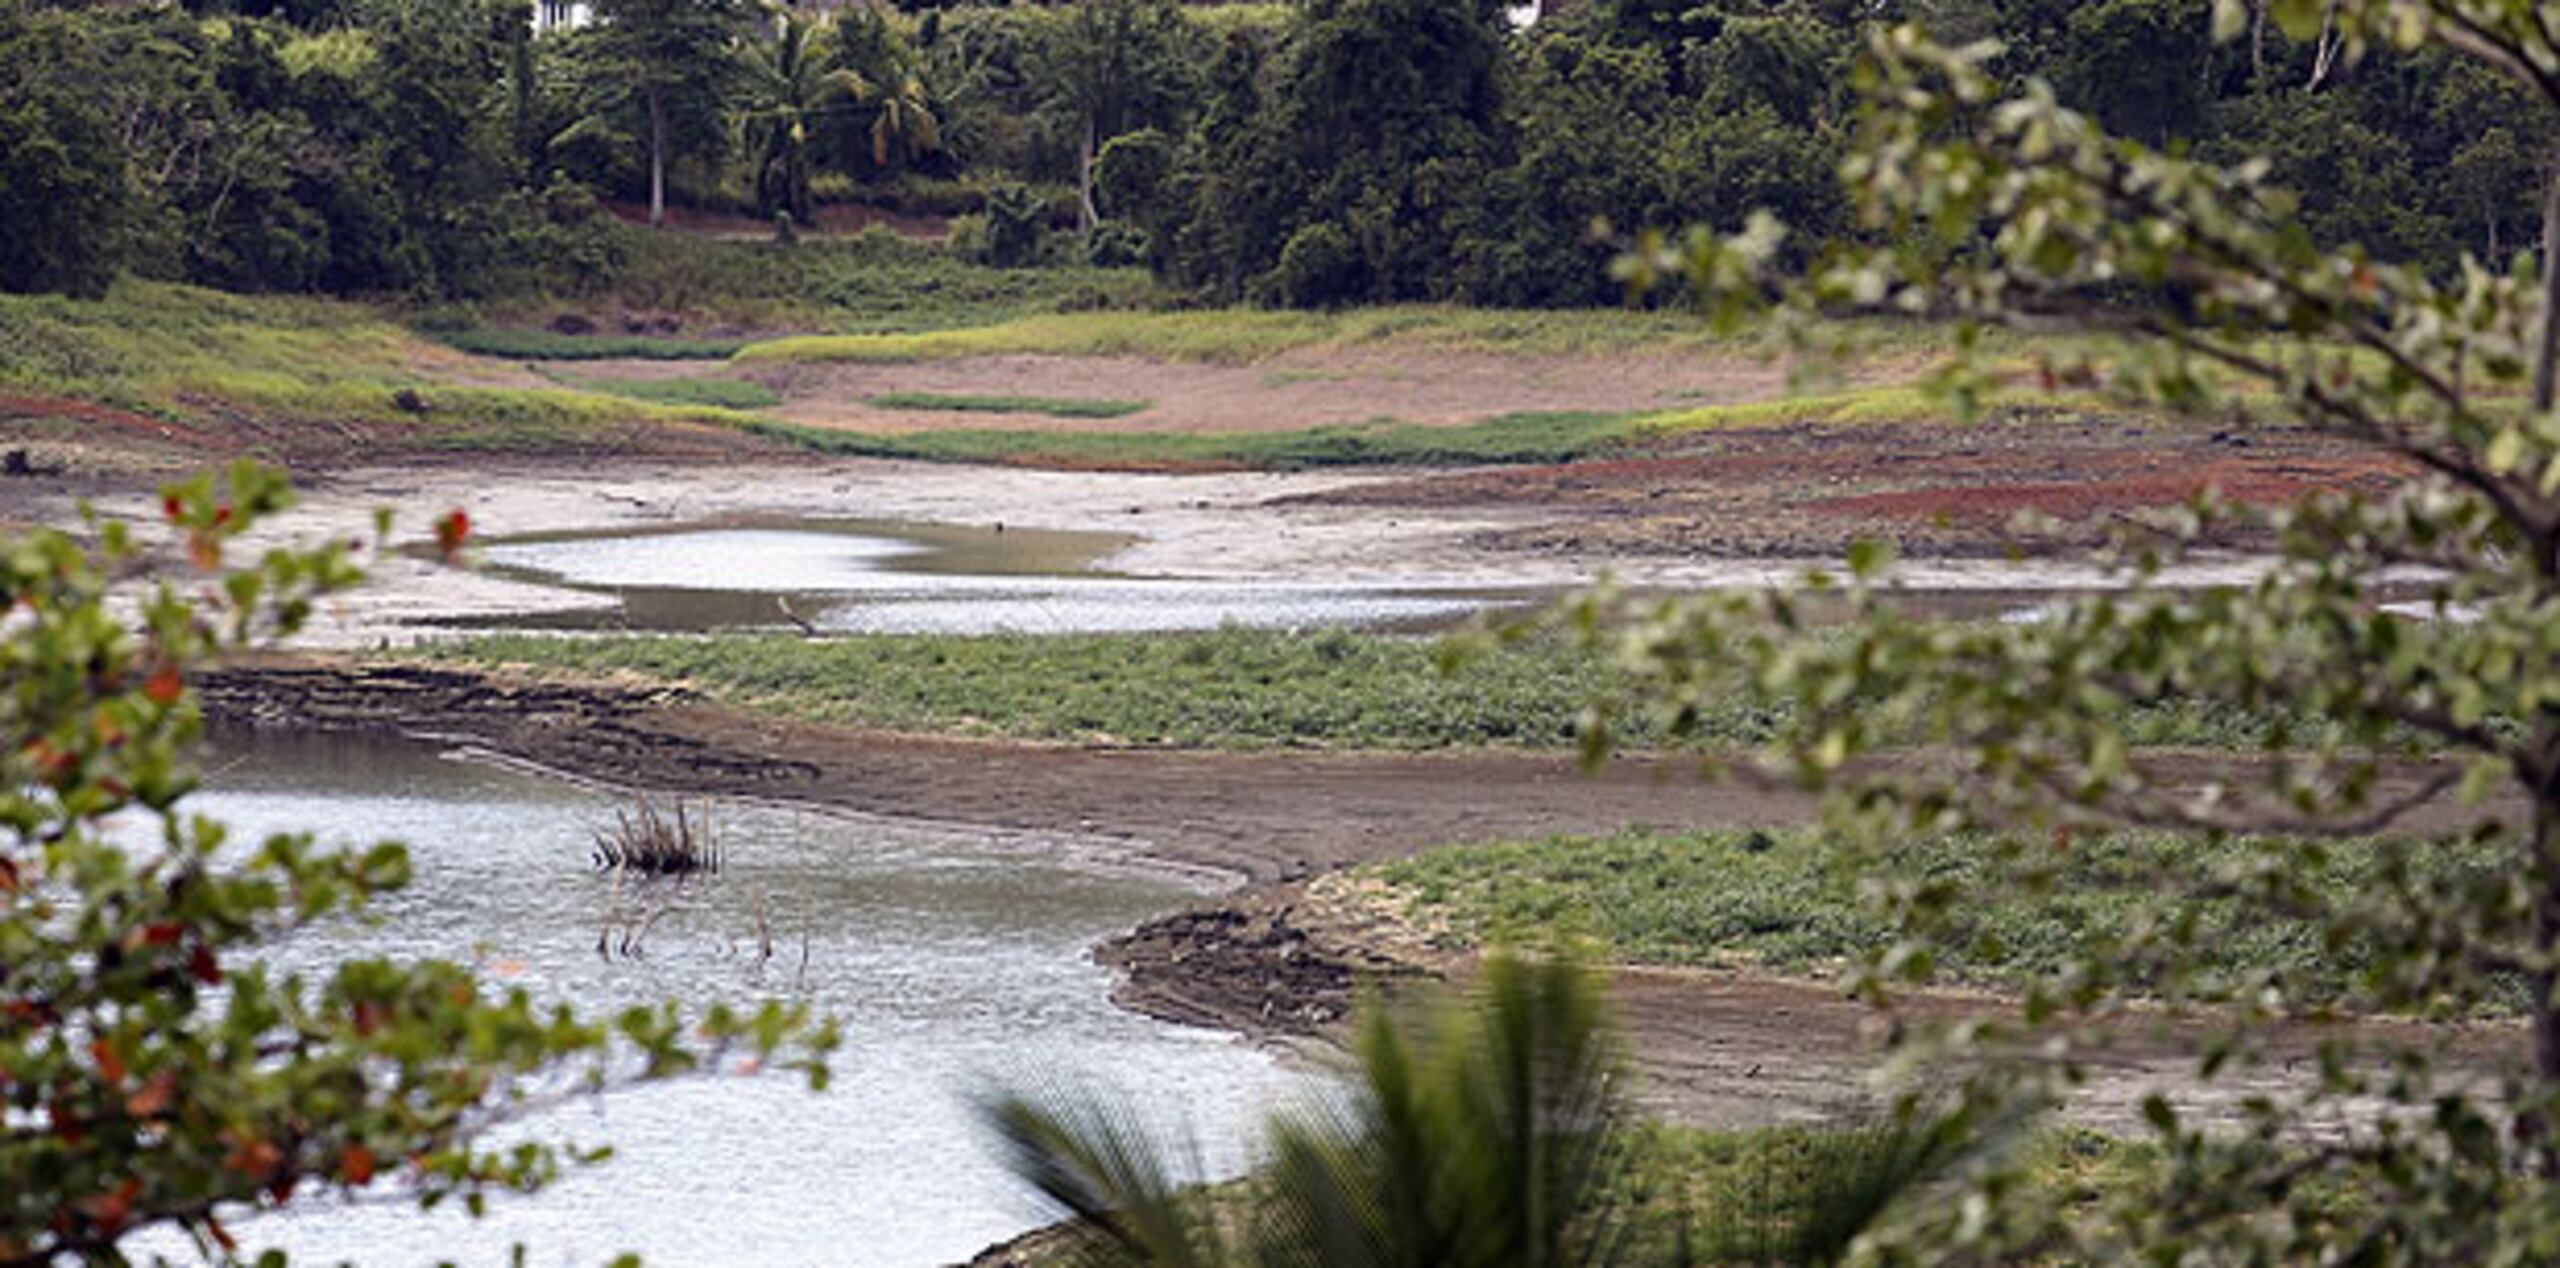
[0,464,835,1261]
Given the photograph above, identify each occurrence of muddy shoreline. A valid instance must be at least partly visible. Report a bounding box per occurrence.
[201,657,2526,1151]
[198,657,1828,884]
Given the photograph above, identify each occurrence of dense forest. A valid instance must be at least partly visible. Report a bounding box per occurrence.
[1,0,2541,308]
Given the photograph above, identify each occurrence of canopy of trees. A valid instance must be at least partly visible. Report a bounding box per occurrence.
[0,0,2543,306]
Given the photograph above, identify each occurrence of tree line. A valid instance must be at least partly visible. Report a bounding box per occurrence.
[0,0,2543,308]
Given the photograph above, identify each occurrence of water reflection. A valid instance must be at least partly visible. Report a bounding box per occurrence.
[463,520,1534,635]
[142,732,1308,1267]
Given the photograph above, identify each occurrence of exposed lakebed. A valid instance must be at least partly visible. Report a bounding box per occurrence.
[142,731,1314,1267]
[458,518,1540,635]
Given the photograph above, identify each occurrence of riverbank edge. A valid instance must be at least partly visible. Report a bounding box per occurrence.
[195,655,2534,1268]
[195,655,1427,1268]
[193,655,1449,1039]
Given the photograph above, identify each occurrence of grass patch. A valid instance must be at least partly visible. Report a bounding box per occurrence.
[433,328,748,361]
[1362,826,2508,1007]
[732,306,1865,367]
[865,391,1150,419]
[0,279,764,451]
[1634,383,2115,433]
[416,623,2313,751]
[566,374,783,410]
[739,409,1648,469]
[417,628,1619,750]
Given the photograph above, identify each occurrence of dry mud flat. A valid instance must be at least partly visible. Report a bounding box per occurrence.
[1295,418,2414,558]
[23,440,2375,652]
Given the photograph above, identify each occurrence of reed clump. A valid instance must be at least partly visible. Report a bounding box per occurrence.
[592,799,722,876]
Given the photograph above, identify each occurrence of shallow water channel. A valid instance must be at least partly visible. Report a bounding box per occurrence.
[148,731,1312,1267]
[464,519,1534,635]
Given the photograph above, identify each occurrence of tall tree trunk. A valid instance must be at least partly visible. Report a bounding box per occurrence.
[2250,0,2266,83]
[647,84,668,229]
[1078,113,1099,233]
[2535,158,2560,414]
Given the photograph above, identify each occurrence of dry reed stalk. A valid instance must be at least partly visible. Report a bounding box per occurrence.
[591,798,722,876]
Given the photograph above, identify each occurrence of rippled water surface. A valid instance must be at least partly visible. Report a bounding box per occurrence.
[469,520,1531,634]
[145,733,1310,1267]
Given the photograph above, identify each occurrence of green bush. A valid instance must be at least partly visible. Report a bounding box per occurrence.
[982,183,1047,268]
[1272,223,1360,309]
[1084,222,1150,268]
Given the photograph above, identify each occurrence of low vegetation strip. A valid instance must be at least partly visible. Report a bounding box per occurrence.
[565,375,784,410]
[421,627,2318,752]
[433,329,750,361]
[0,280,770,451]
[728,307,1963,368]
[741,410,1649,469]
[421,629,1618,750]
[1359,828,2510,1008]
[865,391,1150,419]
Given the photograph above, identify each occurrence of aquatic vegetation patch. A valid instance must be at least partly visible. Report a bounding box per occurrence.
[592,798,723,875]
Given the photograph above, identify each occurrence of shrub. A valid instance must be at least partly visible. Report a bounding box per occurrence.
[982,183,1047,268]
[1271,222,1360,309]
[1084,222,1150,268]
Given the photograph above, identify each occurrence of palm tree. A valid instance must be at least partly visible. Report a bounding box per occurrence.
[863,64,941,172]
[736,12,867,226]
[983,953,1992,1267]
[830,7,941,175]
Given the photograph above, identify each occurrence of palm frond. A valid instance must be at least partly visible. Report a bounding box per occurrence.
[979,1088,1233,1268]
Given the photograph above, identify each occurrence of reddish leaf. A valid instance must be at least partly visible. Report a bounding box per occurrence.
[222,1132,282,1178]
[140,923,185,947]
[126,1069,177,1119]
[432,508,472,563]
[143,665,184,707]
[160,493,184,522]
[189,944,222,985]
[90,1039,126,1085]
[339,1144,377,1186]
[75,1179,140,1234]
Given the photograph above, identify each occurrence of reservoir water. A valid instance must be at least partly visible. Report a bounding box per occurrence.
[143,732,1310,1267]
